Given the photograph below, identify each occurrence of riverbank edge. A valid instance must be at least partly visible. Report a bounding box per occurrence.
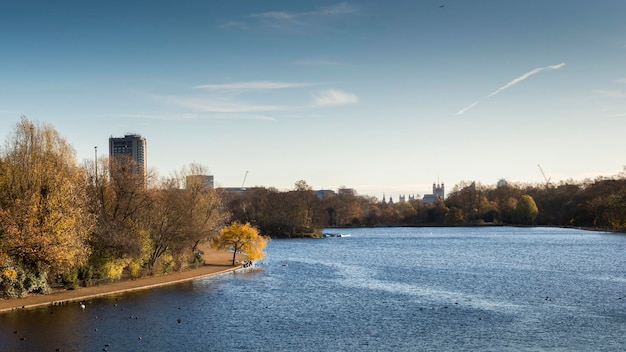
[0,251,244,313]
[323,224,625,234]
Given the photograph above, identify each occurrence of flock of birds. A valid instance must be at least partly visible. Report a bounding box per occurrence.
[6,296,191,351]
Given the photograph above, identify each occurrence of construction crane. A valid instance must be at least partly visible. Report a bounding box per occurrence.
[241,171,249,190]
[537,164,551,186]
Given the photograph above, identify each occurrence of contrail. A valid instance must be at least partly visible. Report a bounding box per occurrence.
[457,63,566,115]
[486,63,565,98]
[457,101,479,115]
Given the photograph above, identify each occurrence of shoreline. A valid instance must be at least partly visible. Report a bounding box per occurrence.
[0,249,244,313]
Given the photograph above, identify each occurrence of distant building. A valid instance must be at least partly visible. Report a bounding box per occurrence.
[397,194,417,202]
[186,175,214,189]
[422,182,445,204]
[497,179,508,188]
[219,187,247,194]
[383,193,417,204]
[338,188,356,196]
[315,189,336,199]
[109,134,147,179]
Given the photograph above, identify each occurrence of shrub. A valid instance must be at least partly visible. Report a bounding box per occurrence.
[61,269,79,290]
[102,260,125,281]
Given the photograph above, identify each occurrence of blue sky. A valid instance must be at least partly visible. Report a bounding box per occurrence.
[1,1,625,199]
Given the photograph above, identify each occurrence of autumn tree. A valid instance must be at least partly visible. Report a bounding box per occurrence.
[212,222,268,265]
[426,200,449,223]
[605,185,626,230]
[446,181,494,223]
[328,190,364,226]
[0,117,93,295]
[238,187,290,237]
[444,207,466,224]
[238,182,321,238]
[144,164,228,272]
[527,182,580,226]
[84,155,153,281]
[381,203,401,224]
[514,194,539,225]
[289,180,318,234]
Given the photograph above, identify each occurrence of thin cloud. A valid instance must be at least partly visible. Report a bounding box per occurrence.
[250,11,296,21]
[162,96,285,113]
[205,113,276,121]
[457,63,566,115]
[118,112,275,121]
[595,90,626,99]
[194,81,313,91]
[313,89,358,106]
[119,113,200,121]
[230,2,358,29]
[615,78,626,84]
[219,21,248,30]
[148,82,357,120]
[312,2,357,16]
[0,110,22,116]
[250,2,356,19]
[295,57,342,67]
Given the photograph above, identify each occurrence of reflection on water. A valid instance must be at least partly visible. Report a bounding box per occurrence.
[1,227,625,351]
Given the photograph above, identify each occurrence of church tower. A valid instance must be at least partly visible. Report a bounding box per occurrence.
[433,182,445,200]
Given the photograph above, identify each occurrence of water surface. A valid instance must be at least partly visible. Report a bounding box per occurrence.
[1,227,625,351]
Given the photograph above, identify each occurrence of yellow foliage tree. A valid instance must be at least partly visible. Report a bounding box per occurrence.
[515,194,539,225]
[0,117,93,282]
[212,222,268,265]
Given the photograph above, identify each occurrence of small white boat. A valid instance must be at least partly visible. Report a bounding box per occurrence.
[323,233,351,238]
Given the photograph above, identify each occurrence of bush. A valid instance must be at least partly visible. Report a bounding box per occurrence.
[61,269,79,290]
[152,253,174,275]
[23,269,51,294]
[1,256,50,298]
[1,266,24,299]
[78,265,94,287]
[193,251,204,268]
[127,261,143,278]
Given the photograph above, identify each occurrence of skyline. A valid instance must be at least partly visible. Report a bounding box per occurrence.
[1,1,625,199]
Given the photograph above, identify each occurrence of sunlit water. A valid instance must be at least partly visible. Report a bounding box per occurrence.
[1,227,625,351]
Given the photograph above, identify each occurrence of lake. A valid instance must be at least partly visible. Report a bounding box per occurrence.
[1,227,625,351]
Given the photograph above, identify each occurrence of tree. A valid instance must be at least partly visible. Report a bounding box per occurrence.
[0,117,93,295]
[289,180,318,235]
[606,188,626,230]
[211,222,268,265]
[84,155,153,281]
[329,191,364,226]
[515,194,539,225]
[144,165,228,272]
[444,207,466,224]
[294,180,312,192]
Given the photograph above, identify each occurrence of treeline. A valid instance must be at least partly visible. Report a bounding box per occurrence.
[0,118,229,298]
[2,117,625,298]
[225,178,626,237]
[444,180,626,228]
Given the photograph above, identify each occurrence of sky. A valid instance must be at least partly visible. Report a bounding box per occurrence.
[1,0,625,199]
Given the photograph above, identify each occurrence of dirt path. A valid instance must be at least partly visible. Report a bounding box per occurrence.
[0,250,244,313]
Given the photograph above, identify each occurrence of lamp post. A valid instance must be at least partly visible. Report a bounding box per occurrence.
[94,146,98,185]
